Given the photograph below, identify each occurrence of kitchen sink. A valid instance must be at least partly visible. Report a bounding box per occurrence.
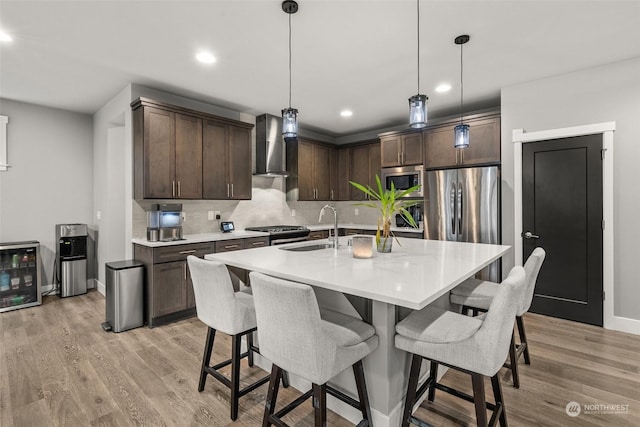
[279,243,334,252]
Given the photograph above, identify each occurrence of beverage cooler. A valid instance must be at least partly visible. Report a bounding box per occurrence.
[0,241,42,313]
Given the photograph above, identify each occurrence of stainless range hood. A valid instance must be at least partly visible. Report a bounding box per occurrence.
[255,113,290,176]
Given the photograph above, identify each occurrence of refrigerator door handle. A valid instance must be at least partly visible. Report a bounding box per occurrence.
[450,184,457,234]
[457,181,463,235]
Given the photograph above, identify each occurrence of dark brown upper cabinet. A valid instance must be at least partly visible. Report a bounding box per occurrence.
[286,138,335,201]
[132,97,253,200]
[380,131,423,167]
[350,141,381,201]
[424,114,500,169]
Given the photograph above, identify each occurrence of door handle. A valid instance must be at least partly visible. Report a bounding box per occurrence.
[523,231,540,239]
[450,185,457,234]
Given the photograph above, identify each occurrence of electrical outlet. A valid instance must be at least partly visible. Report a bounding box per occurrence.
[207,211,214,220]
[291,209,296,217]
[214,211,221,220]
[96,210,101,220]
[354,208,359,216]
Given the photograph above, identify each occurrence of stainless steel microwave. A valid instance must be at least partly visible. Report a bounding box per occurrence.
[380,165,424,198]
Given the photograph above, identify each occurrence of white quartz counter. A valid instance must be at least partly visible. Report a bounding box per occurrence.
[131,231,269,248]
[206,238,509,310]
[308,223,424,235]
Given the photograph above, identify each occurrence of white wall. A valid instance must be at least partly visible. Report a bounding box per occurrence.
[0,98,94,287]
[501,57,640,322]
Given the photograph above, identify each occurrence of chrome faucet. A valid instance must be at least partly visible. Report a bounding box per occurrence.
[319,204,339,249]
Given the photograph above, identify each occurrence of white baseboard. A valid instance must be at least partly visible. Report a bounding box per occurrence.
[96,280,105,296]
[606,315,640,335]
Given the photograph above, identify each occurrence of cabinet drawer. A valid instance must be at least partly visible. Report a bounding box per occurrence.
[244,237,269,249]
[308,230,329,240]
[153,242,214,263]
[214,239,246,252]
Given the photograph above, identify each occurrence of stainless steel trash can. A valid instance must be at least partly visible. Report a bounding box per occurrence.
[103,260,144,333]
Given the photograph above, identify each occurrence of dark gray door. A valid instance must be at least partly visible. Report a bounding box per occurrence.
[522,134,603,326]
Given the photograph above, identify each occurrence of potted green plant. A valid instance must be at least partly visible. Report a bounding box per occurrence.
[350,176,421,253]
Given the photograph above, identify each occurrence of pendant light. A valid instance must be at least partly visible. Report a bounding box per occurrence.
[409,0,427,128]
[281,0,299,138]
[454,34,470,148]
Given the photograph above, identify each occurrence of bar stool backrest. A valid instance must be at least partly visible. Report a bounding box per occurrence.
[517,248,546,316]
[187,256,253,334]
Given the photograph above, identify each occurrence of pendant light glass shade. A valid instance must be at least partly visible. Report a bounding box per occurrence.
[281,107,298,138]
[409,94,428,128]
[454,123,470,148]
[281,1,298,138]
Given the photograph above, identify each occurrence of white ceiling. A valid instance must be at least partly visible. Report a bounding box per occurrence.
[1,0,639,137]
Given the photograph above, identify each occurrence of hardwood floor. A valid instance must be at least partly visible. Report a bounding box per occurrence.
[1,290,639,426]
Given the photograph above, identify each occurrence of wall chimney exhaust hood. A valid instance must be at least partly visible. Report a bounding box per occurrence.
[255,113,290,176]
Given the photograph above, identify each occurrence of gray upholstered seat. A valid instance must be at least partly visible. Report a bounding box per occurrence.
[187,256,270,421]
[449,248,546,388]
[395,266,526,427]
[250,271,378,426]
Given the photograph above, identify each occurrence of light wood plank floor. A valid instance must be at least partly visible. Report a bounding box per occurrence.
[1,290,639,426]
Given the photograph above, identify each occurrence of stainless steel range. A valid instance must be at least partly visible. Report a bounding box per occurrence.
[245,225,310,245]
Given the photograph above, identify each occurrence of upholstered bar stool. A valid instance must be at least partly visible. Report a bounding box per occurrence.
[249,271,379,427]
[187,256,271,421]
[450,248,545,388]
[395,266,526,427]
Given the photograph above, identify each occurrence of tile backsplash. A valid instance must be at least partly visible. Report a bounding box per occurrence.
[132,176,379,238]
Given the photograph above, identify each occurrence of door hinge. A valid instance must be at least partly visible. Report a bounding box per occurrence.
[601,148,607,160]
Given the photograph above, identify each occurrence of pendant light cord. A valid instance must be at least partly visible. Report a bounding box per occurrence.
[416,0,420,94]
[459,41,464,124]
[288,12,292,109]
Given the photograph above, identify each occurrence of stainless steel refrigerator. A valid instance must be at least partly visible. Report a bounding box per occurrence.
[424,166,500,282]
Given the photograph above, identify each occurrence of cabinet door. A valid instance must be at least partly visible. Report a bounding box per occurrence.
[402,133,423,165]
[229,126,252,199]
[350,145,370,200]
[336,148,351,201]
[380,136,401,167]
[297,140,315,201]
[144,107,175,198]
[461,116,501,166]
[329,148,338,201]
[424,124,457,169]
[153,261,187,317]
[368,142,381,189]
[186,268,195,309]
[202,120,229,199]
[175,114,203,199]
[314,144,331,201]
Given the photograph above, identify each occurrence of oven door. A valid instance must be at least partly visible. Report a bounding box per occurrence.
[270,235,310,246]
[381,165,423,198]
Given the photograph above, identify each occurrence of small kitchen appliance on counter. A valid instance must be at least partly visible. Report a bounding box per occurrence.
[56,223,88,297]
[146,203,184,242]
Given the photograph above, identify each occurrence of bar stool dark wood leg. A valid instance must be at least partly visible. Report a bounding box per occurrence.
[427,361,438,402]
[516,316,530,365]
[262,364,282,427]
[199,327,216,392]
[353,360,372,425]
[312,382,327,426]
[247,331,254,367]
[508,332,520,388]
[230,334,242,420]
[471,373,488,427]
[491,373,508,427]
[402,354,423,427]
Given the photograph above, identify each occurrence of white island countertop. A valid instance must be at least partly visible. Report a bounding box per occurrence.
[206,238,510,310]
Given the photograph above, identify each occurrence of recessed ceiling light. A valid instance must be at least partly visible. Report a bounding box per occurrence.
[0,30,13,43]
[340,110,353,118]
[196,51,216,64]
[435,83,452,93]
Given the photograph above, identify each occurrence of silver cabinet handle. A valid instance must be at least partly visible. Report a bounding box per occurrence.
[331,189,334,200]
[458,182,463,234]
[177,181,181,197]
[402,150,405,164]
[179,249,196,254]
[225,244,240,250]
[523,231,540,239]
[227,183,230,198]
[397,151,401,165]
[231,183,234,198]
[172,181,176,197]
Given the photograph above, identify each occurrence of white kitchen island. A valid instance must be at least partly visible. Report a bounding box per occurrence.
[205,237,510,427]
